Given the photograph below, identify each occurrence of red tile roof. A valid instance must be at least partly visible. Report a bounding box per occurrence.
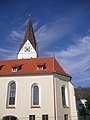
[0,57,70,77]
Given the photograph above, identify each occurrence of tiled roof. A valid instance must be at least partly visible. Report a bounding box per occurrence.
[0,57,70,77]
[18,17,37,53]
[75,87,90,99]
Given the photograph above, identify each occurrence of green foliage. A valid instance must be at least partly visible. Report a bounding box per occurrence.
[85,95,90,113]
[79,106,89,116]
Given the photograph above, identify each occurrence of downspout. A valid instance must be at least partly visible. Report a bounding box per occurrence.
[53,75,57,120]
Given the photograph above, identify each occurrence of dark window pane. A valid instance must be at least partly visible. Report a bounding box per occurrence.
[9,97,15,105]
[8,82,16,105]
[3,116,17,120]
[29,115,35,120]
[61,86,66,106]
[64,114,68,120]
[42,115,48,120]
[3,116,9,120]
[11,116,17,120]
[33,85,39,105]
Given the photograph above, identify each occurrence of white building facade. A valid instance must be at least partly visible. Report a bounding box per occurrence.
[0,72,78,120]
[0,17,78,120]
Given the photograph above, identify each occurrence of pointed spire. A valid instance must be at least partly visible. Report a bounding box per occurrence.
[18,16,37,52]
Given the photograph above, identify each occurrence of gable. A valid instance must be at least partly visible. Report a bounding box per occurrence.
[19,40,36,53]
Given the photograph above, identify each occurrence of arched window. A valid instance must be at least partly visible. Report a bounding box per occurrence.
[31,83,40,106]
[3,116,17,120]
[7,81,16,107]
[61,85,69,107]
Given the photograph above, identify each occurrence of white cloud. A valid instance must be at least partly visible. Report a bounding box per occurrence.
[8,30,24,41]
[0,48,16,60]
[0,19,28,59]
[10,31,22,39]
[74,77,90,83]
[1,17,89,86]
[35,18,72,50]
[46,34,90,86]
[19,19,27,28]
[0,48,12,53]
[33,21,39,31]
[5,54,17,60]
[6,15,78,51]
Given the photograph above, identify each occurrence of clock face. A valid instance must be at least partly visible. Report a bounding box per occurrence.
[24,46,30,52]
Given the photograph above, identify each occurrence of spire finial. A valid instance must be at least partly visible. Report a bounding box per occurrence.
[29,14,30,17]
[29,13,31,18]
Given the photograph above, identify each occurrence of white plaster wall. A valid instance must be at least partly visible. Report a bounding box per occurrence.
[53,74,78,120]
[17,40,37,59]
[0,73,78,120]
[0,75,54,120]
[54,74,71,120]
[68,82,78,120]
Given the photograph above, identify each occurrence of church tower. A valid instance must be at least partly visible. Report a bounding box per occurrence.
[17,17,38,59]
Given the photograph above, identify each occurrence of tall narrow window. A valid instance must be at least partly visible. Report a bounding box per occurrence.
[7,81,16,107]
[61,86,66,106]
[33,85,39,105]
[29,115,35,120]
[31,83,40,107]
[42,115,48,120]
[64,114,68,120]
[61,85,69,107]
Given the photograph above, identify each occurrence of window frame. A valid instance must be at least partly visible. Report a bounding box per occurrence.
[12,67,18,72]
[31,83,41,108]
[61,85,69,108]
[61,86,66,106]
[12,65,22,72]
[3,116,17,120]
[42,114,48,120]
[29,115,35,120]
[64,114,68,120]
[37,64,46,70]
[7,81,16,108]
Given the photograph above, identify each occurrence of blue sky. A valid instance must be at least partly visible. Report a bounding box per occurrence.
[0,0,90,87]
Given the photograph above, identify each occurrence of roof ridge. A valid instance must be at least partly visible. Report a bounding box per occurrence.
[0,56,54,62]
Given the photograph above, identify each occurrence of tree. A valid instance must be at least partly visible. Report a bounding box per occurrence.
[85,95,90,113]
